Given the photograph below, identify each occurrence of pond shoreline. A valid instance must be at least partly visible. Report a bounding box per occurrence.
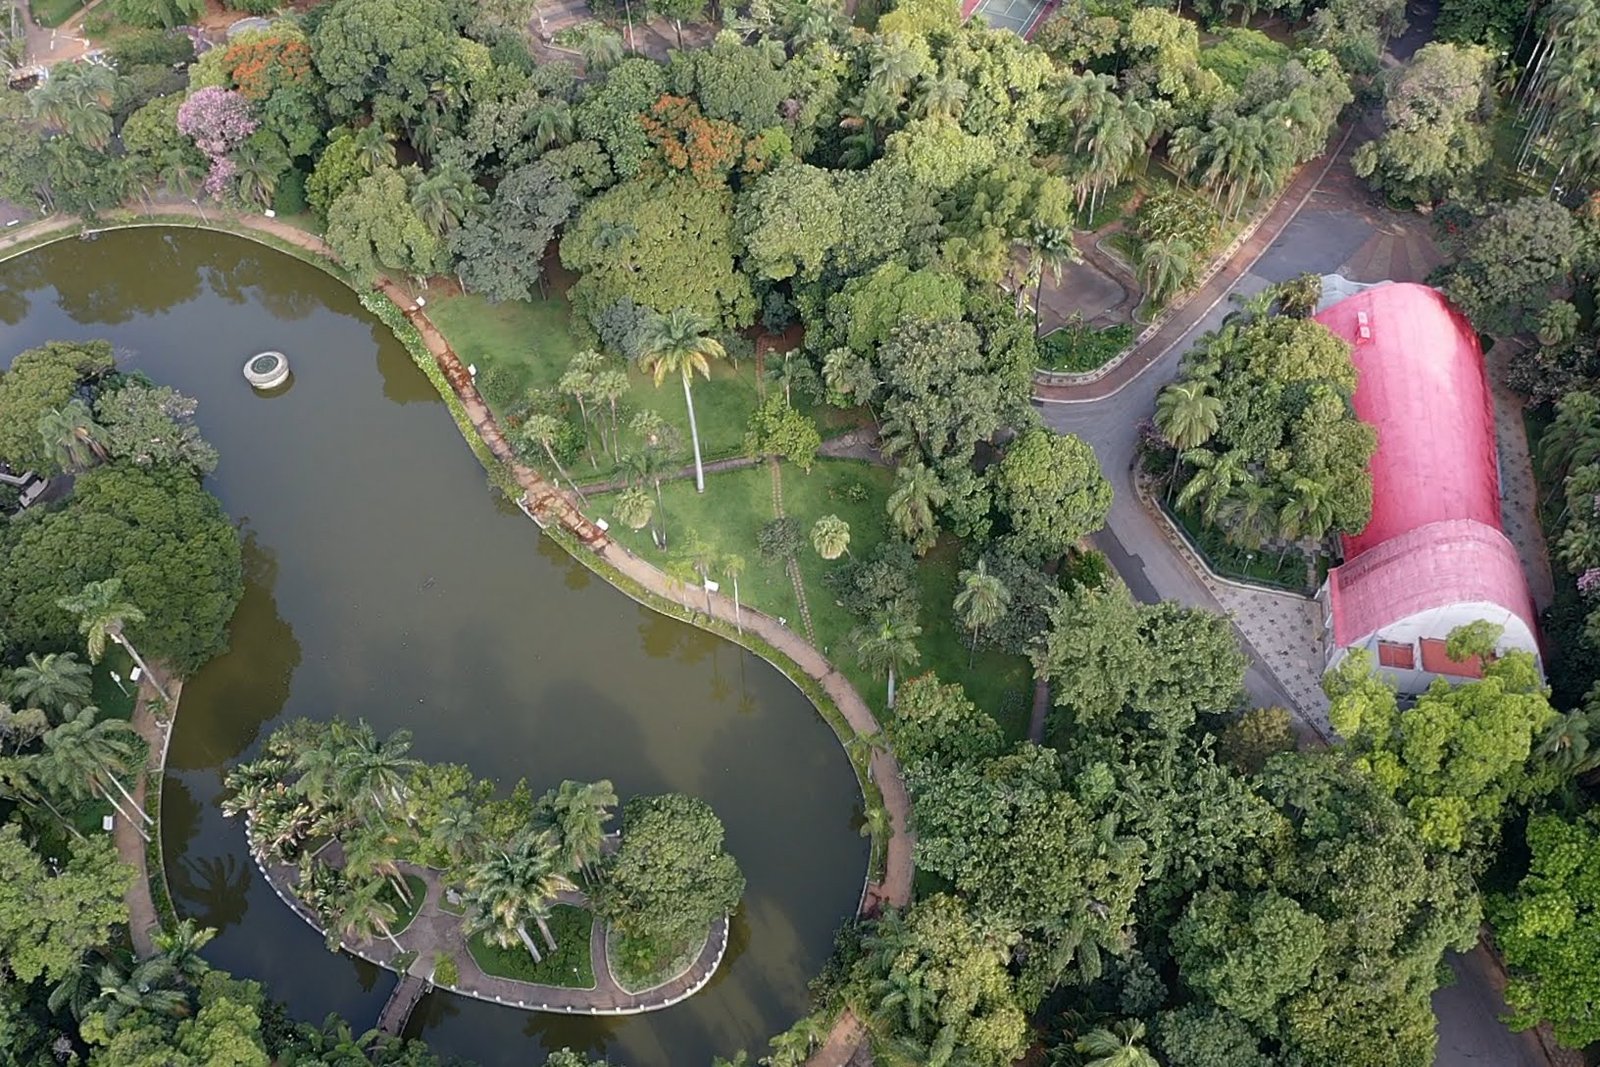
[0,209,911,1063]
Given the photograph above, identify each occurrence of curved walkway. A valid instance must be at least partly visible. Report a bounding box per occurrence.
[252,849,730,1017]
[113,667,182,958]
[0,207,911,1065]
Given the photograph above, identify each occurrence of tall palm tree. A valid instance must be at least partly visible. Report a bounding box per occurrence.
[1175,449,1247,523]
[331,875,408,956]
[1154,381,1221,451]
[639,308,726,494]
[850,614,922,708]
[430,796,486,868]
[37,399,106,472]
[722,553,747,633]
[521,413,585,501]
[6,651,92,718]
[344,823,416,907]
[1279,475,1336,542]
[337,721,419,821]
[887,463,945,555]
[624,447,672,547]
[38,705,150,835]
[233,138,284,210]
[953,561,1009,662]
[1139,237,1197,307]
[1075,1019,1158,1067]
[57,579,169,704]
[1219,480,1280,551]
[1029,225,1079,330]
[869,33,928,99]
[539,778,616,880]
[411,163,484,239]
[912,69,968,120]
[812,515,851,560]
[463,831,576,957]
[615,487,655,533]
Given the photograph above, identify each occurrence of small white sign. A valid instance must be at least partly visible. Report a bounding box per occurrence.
[703,579,720,593]
[130,666,142,681]
[415,296,427,307]
[102,815,115,832]
[263,209,276,218]
[467,363,477,377]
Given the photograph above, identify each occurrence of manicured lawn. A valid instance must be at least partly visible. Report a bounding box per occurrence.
[595,458,1034,739]
[427,289,763,484]
[384,874,429,936]
[466,904,595,988]
[30,0,88,27]
[89,644,138,723]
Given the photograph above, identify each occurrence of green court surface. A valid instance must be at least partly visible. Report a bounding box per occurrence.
[968,0,1051,36]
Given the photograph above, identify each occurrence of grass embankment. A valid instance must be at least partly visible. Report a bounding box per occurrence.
[609,925,709,993]
[29,0,88,27]
[428,289,763,483]
[466,905,595,988]
[594,459,1033,740]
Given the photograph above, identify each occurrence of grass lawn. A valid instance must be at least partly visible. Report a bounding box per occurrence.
[89,645,138,723]
[595,458,1033,738]
[466,904,595,988]
[30,0,88,27]
[427,289,763,484]
[384,874,430,936]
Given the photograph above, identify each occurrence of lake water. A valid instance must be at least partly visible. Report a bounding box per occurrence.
[0,227,867,1066]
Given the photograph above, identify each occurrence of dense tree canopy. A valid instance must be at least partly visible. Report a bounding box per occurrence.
[0,463,243,674]
[0,340,114,474]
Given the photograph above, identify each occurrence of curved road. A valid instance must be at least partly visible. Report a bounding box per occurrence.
[1034,120,1552,1067]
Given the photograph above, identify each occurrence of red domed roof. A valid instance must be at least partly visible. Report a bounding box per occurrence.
[1314,282,1502,559]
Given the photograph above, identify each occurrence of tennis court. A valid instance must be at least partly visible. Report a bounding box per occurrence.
[963,0,1056,37]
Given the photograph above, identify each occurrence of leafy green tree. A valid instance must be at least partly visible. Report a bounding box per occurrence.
[1172,888,1325,1027]
[1352,43,1495,203]
[94,381,218,475]
[573,59,668,179]
[0,340,114,474]
[736,163,843,281]
[109,0,203,27]
[0,826,131,985]
[312,0,461,125]
[1326,641,1556,852]
[307,132,367,221]
[850,896,1028,1067]
[449,163,577,302]
[743,394,821,470]
[1438,197,1580,337]
[563,176,755,329]
[993,429,1112,562]
[888,673,1006,769]
[1491,809,1600,1048]
[638,308,726,494]
[591,793,744,967]
[326,168,446,285]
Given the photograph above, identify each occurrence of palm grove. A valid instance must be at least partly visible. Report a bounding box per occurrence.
[4,0,1600,1060]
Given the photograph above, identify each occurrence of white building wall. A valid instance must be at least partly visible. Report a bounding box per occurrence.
[1321,600,1543,696]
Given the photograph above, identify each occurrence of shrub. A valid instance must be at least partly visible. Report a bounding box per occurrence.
[1037,320,1134,372]
[433,953,459,986]
[475,363,527,411]
[1134,187,1222,253]
[744,395,821,470]
[756,516,802,562]
[110,28,196,68]
[271,168,308,216]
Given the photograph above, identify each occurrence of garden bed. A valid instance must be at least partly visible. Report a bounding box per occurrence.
[608,923,709,994]
[466,904,595,988]
[1037,321,1134,373]
[384,874,430,936]
[1165,500,1322,595]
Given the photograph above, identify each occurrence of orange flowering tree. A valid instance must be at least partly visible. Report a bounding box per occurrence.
[639,94,744,188]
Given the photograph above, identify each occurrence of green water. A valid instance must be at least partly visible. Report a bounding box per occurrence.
[0,227,868,1065]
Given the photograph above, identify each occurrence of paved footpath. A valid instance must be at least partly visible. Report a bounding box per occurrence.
[113,667,182,959]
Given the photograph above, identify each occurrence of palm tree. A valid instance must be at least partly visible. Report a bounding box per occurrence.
[953,560,1009,662]
[410,163,484,239]
[1537,707,1600,774]
[37,399,106,471]
[351,123,396,174]
[538,778,616,881]
[1154,381,1221,451]
[6,651,92,718]
[1278,475,1336,542]
[337,721,420,820]
[723,553,747,633]
[912,69,968,120]
[850,614,922,708]
[57,579,169,704]
[1139,237,1197,307]
[1542,391,1600,481]
[38,705,150,835]
[1029,225,1079,330]
[521,413,583,499]
[639,308,726,494]
[559,350,607,468]
[430,796,486,868]
[887,463,945,555]
[151,920,215,987]
[591,368,629,459]
[1075,1020,1158,1067]
[1219,480,1280,551]
[331,875,408,956]
[1175,449,1247,523]
[463,831,576,958]
[615,487,655,532]
[869,33,927,99]
[812,515,851,560]
[560,23,624,72]
[233,138,285,209]
[624,448,672,547]
[344,823,415,907]
[92,958,190,1027]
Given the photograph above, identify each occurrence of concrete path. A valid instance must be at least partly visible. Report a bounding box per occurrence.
[112,667,181,959]
[255,852,730,1019]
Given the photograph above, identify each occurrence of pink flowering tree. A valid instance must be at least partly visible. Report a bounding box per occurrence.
[176,87,258,199]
